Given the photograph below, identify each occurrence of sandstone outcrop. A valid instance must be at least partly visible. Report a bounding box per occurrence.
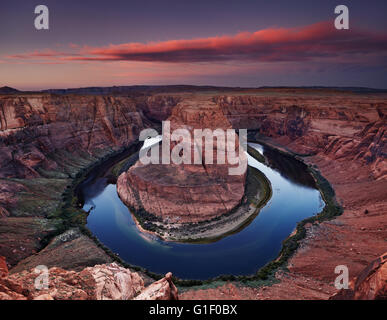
[216,94,386,173]
[0,258,178,300]
[141,95,181,122]
[134,272,178,300]
[117,98,247,223]
[0,94,145,180]
[83,263,145,300]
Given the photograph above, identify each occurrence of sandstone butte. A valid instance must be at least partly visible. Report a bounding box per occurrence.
[0,87,386,300]
[117,98,247,223]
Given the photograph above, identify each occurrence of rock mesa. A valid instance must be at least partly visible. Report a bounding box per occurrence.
[117,98,247,223]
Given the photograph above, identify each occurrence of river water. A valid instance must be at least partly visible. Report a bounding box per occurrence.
[81,143,324,279]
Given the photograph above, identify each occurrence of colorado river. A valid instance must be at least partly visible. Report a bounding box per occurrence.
[80,143,324,279]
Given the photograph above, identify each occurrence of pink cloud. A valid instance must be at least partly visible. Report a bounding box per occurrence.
[6,49,80,61]
[6,49,66,59]
[6,21,387,65]
[62,21,387,63]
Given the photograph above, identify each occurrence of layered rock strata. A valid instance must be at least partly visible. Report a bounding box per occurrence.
[117,98,247,223]
[0,93,179,269]
[0,259,178,300]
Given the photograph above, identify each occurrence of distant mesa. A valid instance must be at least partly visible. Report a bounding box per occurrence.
[1,85,386,96]
[0,86,20,94]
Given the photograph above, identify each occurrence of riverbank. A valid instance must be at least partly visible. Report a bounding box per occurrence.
[5,134,344,290]
[80,140,328,285]
[182,131,385,298]
[5,144,159,275]
[7,134,342,290]
[126,164,272,243]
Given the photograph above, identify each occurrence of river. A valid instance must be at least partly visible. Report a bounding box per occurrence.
[80,142,324,279]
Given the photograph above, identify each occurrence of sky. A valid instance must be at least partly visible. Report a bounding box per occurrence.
[1,0,387,90]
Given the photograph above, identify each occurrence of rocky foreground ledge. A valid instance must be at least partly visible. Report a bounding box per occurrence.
[0,256,178,300]
[2,252,386,300]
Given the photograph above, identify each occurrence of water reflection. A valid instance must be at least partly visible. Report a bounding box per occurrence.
[82,143,324,279]
[262,146,316,188]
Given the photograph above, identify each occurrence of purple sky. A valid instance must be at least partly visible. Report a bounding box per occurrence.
[1,0,387,90]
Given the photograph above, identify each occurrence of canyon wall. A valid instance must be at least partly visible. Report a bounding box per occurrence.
[0,94,145,179]
[0,94,139,267]
[0,89,386,299]
[0,93,180,268]
[216,94,386,178]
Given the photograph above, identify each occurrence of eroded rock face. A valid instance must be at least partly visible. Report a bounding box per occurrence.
[0,94,145,179]
[0,93,151,226]
[117,98,247,223]
[81,263,145,300]
[134,272,178,300]
[216,95,386,178]
[0,259,178,300]
[141,95,182,122]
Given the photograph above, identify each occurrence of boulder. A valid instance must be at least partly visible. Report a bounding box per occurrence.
[134,272,178,300]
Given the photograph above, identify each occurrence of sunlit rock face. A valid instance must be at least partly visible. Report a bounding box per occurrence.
[0,94,145,179]
[216,94,386,175]
[117,98,247,223]
[134,272,178,300]
[0,259,178,300]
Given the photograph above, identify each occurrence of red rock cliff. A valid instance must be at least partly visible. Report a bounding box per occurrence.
[0,94,145,179]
